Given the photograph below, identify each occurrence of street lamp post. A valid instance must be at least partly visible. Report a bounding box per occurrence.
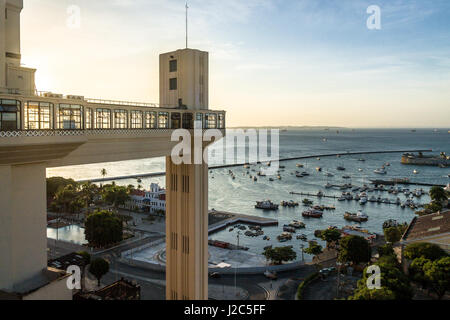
[235,231,241,297]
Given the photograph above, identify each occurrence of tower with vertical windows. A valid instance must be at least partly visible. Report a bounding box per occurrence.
[161,48,210,300]
[0,0,35,94]
[160,49,208,110]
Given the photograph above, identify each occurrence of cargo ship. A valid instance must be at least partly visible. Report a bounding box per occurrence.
[401,152,449,167]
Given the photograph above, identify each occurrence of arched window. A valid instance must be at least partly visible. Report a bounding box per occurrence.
[25,101,53,130]
[0,99,21,131]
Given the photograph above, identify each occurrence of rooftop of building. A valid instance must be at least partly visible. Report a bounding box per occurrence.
[402,210,450,242]
[74,278,140,300]
[0,267,69,300]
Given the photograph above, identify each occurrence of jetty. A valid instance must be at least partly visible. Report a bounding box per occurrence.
[208,210,278,235]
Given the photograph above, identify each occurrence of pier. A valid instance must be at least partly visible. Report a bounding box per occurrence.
[289,191,424,207]
[76,149,433,183]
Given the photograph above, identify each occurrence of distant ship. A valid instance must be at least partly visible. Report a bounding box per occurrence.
[402,152,449,167]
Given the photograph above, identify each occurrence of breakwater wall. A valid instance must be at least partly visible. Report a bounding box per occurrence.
[76,149,433,183]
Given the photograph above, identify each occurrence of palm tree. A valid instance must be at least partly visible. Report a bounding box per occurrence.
[100,168,107,179]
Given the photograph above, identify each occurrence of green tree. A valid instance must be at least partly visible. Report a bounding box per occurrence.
[102,185,130,209]
[408,256,432,289]
[304,241,323,256]
[429,186,448,203]
[423,202,443,213]
[384,225,406,243]
[349,286,396,300]
[338,235,371,265]
[46,176,77,199]
[321,228,341,247]
[80,181,98,213]
[53,184,82,214]
[262,246,297,265]
[378,243,395,257]
[89,258,110,286]
[85,210,123,247]
[423,257,450,299]
[350,254,412,300]
[404,242,448,261]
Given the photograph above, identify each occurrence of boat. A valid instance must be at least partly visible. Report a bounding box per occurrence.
[317,191,324,197]
[344,211,368,222]
[296,234,308,241]
[325,183,333,189]
[325,172,334,177]
[337,196,346,201]
[413,169,419,174]
[316,167,322,172]
[374,168,387,175]
[296,171,309,177]
[358,158,366,162]
[296,163,304,168]
[255,200,279,210]
[269,178,274,182]
[337,166,346,171]
[277,175,282,180]
[359,197,368,205]
[253,176,258,182]
[358,168,363,172]
[342,175,351,179]
[283,225,296,233]
[302,209,323,218]
[369,196,377,202]
[277,232,292,242]
[289,220,306,229]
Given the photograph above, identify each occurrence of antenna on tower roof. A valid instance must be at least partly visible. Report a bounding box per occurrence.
[185,0,189,49]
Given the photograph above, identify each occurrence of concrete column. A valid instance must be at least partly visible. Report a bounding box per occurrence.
[0,0,6,89]
[0,163,47,291]
[165,156,209,300]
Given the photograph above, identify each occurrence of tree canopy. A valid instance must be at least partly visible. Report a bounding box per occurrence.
[263,246,297,265]
[304,241,323,256]
[89,258,110,286]
[338,235,371,265]
[423,257,450,300]
[321,228,341,245]
[404,242,448,261]
[429,186,448,203]
[101,185,130,209]
[85,210,123,247]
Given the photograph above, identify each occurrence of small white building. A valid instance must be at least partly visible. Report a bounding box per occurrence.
[128,183,166,214]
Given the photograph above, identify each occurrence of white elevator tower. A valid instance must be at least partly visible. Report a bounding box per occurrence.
[160,48,211,300]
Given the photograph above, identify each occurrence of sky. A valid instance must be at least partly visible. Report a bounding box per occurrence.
[20,0,450,128]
